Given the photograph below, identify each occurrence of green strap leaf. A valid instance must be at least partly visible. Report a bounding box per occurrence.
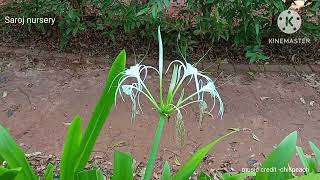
[223,172,256,180]
[77,169,105,180]
[0,167,21,180]
[161,161,171,180]
[75,50,126,171]
[197,172,211,180]
[296,146,317,174]
[60,116,83,180]
[256,131,298,180]
[173,129,240,180]
[0,124,38,180]
[309,142,320,167]
[44,163,54,180]
[288,173,320,180]
[112,151,133,180]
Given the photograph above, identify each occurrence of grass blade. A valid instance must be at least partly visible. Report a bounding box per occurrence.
[112,151,133,180]
[172,128,239,180]
[0,167,21,180]
[0,124,38,180]
[309,141,320,167]
[75,50,126,171]
[44,163,54,180]
[223,172,256,180]
[197,172,211,180]
[161,161,171,180]
[288,173,320,180]
[60,116,82,180]
[77,169,105,180]
[256,131,298,180]
[296,146,316,174]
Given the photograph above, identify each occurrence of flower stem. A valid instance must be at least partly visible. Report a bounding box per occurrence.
[143,113,167,180]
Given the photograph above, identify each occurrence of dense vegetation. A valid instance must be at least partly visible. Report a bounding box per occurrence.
[1,0,319,63]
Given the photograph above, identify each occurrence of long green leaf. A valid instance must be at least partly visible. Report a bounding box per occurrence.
[256,131,298,180]
[60,116,82,180]
[309,142,320,167]
[112,151,133,180]
[223,172,256,180]
[197,172,211,180]
[288,173,320,180]
[0,167,21,180]
[77,169,105,180]
[75,50,126,171]
[44,163,54,180]
[296,146,317,174]
[173,129,240,180]
[0,124,38,180]
[161,161,171,180]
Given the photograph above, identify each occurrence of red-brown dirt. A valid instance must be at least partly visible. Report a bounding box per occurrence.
[0,57,320,178]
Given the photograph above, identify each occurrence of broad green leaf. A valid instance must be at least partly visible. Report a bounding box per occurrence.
[60,116,82,180]
[0,124,38,180]
[75,50,126,171]
[44,163,54,180]
[288,173,320,180]
[112,151,133,180]
[223,172,256,180]
[0,167,21,180]
[173,129,240,180]
[77,169,105,180]
[256,131,298,180]
[296,146,316,174]
[161,161,171,180]
[309,142,320,166]
[198,172,211,180]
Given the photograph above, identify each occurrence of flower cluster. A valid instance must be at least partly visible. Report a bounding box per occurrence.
[115,27,224,127]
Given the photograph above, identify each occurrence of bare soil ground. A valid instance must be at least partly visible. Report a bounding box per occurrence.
[1,55,320,178]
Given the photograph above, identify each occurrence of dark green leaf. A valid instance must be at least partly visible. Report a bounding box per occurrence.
[173,129,239,180]
[75,50,126,171]
[256,131,297,180]
[112,151,133,180]
[77,169,105,180]
[0,167,21,180]
[44,163,54,180]
[198,172,211,180]
[60,116,82,180]
[161,161,171,180]
[0,124,38,180]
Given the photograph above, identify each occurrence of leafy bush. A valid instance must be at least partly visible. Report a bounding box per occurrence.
[1,0,319,62]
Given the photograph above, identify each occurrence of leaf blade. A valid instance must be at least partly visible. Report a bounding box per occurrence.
[75,50,126,171]
[0,124,37,180]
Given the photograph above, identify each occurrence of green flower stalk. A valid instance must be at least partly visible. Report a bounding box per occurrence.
[115,27,224,180]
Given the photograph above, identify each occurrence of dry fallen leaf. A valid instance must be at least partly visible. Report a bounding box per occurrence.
[260,96,270,101]
[174,156,181,166]
[62,122,71,126]
[252,133,260,142]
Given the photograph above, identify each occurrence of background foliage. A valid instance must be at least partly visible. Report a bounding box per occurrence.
[1,0,319,62]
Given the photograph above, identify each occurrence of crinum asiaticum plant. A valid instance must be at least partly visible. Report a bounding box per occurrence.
[115,27,224,180]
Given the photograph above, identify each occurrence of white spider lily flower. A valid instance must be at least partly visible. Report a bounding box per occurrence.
[198,81,224,118]
[115,26,223,124]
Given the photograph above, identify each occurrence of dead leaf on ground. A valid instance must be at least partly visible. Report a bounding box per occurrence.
[252,133,260,142]
[174,156,181,166]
